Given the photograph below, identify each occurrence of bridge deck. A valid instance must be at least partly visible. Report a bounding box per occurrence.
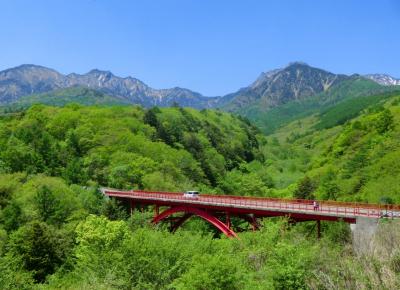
[103,189,400,222]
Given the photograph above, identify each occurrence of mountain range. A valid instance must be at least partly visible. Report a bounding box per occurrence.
[0,64,218,109]
[1,62,399,133]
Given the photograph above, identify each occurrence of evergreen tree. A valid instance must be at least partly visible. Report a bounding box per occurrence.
[143,107,160,128]
[34,185,58,223]
[7,222,67,283]
[375,109,394,134]
[293,176,315,200]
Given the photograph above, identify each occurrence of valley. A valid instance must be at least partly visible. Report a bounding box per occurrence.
[0,63,399,289]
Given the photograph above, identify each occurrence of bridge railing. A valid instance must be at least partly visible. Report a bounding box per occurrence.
[104,189,400,218]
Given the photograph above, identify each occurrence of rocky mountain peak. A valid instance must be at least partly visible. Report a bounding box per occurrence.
[364,74,400,86]
[256,62,345,100]
[0,64,65,103]
[286,61,309,68]
[0,64,62,79]
[222,62,350,111]
[87,69,114,77]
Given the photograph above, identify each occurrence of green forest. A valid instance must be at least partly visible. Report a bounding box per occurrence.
[0,93,400,289]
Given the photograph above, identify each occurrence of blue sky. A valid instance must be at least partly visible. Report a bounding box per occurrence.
[0,0,399,96]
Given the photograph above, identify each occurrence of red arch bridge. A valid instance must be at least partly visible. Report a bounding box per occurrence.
[102,189,400,238]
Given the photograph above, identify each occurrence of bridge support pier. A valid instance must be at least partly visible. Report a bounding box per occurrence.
[154,205,159,218]
[236,214,259,231]
[245,214,259,231]
[316,220,321,239]
[351,217,379,254]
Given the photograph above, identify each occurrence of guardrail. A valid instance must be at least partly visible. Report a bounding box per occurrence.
[104,189,400,219]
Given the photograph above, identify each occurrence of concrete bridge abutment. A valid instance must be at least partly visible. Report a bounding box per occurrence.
[350,217,379,255]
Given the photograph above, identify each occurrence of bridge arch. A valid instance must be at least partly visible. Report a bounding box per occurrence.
[152,206,238,238]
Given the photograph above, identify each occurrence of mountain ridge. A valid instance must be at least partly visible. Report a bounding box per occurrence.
[1,63,399,125]
[365,74,400,86]
[0,64,219,108]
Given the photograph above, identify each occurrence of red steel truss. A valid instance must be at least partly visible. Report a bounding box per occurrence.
[103,189,400,238]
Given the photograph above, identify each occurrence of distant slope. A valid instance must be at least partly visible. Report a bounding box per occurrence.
[262,90,400,203]
[9,86,130,108]
[238,77,397,134]
[314,90,400,130]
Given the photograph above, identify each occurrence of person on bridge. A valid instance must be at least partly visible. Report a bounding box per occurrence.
[313,200,319,211]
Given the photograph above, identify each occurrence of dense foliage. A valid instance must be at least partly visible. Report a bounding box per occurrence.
[0,105,262,192]
[0,98,399,289]
[2,87,130,112]
[266,92,400,203]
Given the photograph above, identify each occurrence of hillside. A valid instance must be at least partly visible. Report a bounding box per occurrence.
[0,103,399,288]
[216,62,399,134]
[2,90,399,203]
[8,98,400,203]
[0,105,262,191]
[234,76,398,134]
[264,90,400,204]
[5,87,130,108]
